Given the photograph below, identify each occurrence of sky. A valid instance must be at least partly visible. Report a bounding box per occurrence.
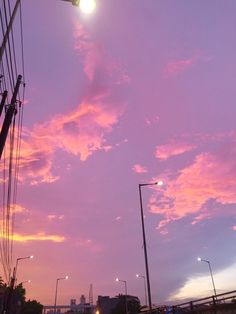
[1,0,236,308]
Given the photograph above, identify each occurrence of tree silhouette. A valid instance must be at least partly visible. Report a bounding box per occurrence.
[21,299,43,314]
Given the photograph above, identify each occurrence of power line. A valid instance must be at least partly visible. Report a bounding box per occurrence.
[0,0,25,283]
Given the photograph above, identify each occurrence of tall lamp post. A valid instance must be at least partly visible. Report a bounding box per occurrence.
[138,181,163,313]
[197,257,217,297]
[136,274,147,306]
[115,278,128,314]
[54,276,69,314]
[4,255,33,314]
[13,255,34,286]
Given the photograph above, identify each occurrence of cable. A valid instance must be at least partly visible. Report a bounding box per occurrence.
[0,0,25,282]
[8,0,18,82]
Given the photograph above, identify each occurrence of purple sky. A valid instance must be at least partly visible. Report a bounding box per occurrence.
[2,0,236,307]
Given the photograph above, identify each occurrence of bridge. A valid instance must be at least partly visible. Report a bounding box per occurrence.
[150,290,236,314]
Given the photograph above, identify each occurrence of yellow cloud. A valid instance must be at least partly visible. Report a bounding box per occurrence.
[1,232,65,243]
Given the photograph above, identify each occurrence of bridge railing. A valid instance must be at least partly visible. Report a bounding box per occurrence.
[171,290,236,314]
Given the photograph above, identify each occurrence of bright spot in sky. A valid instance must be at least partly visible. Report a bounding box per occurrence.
[79,0,96,14]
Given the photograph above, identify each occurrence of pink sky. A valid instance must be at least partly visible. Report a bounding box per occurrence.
[1,0,236,307]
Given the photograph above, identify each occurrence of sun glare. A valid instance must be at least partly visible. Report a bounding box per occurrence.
[80,0,96,14]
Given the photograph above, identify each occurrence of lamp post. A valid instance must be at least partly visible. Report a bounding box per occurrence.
[4,255,33,314]
[136,274,147,306]
[115,278,128,314]
[138,181,163,313]
[13,255,34,288]
[197,257,217,297]
[54,276,69,314]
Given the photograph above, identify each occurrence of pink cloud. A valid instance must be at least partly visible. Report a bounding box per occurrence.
[3,23,129,186]
[164,56,198,77]
[233,226,236,231]
[155,141,196,160]
[132,164,148,174]
[145,116,160,126]
[150,143,236,231]
[74,22,130,84]
[17,98,123,184]
[164,54,213,78]
[191,212,211,225]
[155,131,236,161]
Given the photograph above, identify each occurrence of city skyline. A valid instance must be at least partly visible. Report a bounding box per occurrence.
[1,0,236,307]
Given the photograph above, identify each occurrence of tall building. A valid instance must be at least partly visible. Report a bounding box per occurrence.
[97,295,140,314]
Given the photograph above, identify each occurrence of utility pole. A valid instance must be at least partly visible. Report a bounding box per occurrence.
[0,0,21,63]
[0,75,22,160]
[2,267,17,314]
[0,91,8,117]
[0,0,22,160]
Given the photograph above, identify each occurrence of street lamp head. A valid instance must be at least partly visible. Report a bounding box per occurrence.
[79,0,96,14]
[197,257,202,262]
[115,278,119,282]
[136,274,140,278]
[17,255,34,262]
[72,0,80,6]
[65,276,69,280]
[140,181,163,187]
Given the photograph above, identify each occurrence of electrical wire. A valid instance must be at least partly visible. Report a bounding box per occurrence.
[0,0,25,283]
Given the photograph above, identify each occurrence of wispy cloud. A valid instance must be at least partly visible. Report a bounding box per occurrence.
[74,22,130,84]
[145,116,160,126]
[155,141,196,160]
[164,56,198,77]
[47,214,64,221]
[155,131,236,161]
[12,204,27,214]
[1,232,65,243]
[132,164,148,174]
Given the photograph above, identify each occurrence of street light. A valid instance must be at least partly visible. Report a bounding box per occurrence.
[62,0,96,14]
[3,255,34,314]
[115,278,128,314]
[138,181,163,313]
[197,257,217,297]
[136,274,147,306]
[13,255,34,287]
[54,276,69,313]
